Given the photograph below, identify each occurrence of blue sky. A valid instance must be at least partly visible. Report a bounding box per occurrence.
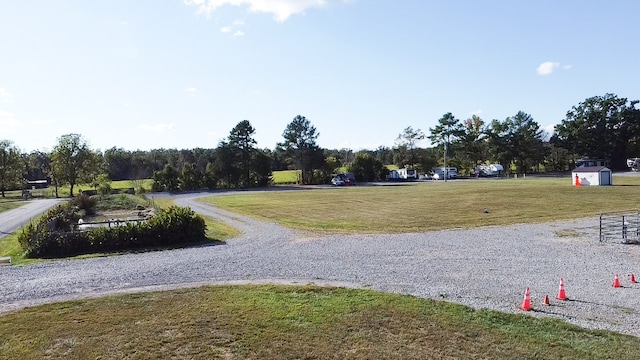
[1,0,639,153]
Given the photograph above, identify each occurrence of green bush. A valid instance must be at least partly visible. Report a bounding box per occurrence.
[18,205,207,258]
[73,194,98,215]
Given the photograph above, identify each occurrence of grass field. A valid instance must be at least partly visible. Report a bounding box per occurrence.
[1,285,638,359]
[202,176,640,233]
[272,169,301,184]
[0,200,21,214]
[4,177,640,358]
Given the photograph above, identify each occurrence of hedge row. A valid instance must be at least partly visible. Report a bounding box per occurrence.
[18,204,206,258]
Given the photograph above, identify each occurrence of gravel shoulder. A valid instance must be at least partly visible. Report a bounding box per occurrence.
[1,191,639,337]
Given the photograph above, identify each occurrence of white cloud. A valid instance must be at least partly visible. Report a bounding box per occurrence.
[536,61,560,76]
[184,0,346,22]
[220,26,232,33]
[138,123,176,132]
[469,109,483,116]
[562,64,572,70]
[0,87,11,103]
[233,19,245,25]
[186,87,197,95]
[234,30,245,36]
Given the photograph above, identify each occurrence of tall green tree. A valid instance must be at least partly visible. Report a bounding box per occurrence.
[104,147,133,180]
[228,120,257,187]
[152,164,180,192]
[429,113,464,177]
[487,112,546,173]
[214,141,240,188]
[204,162,218,190]
[458,115,488,167]
[429,113,464,148]
[279,115,322,184]
[179,163,201,190]
[552,93,640,169]
[394,126,424,168]
[251,150,273,187]
[0,140,22,197]
[347,153,386,182]
[50,134,96,197]
[24,150,51,181]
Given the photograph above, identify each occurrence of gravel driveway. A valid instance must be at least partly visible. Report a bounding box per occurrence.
[1,191,639,337]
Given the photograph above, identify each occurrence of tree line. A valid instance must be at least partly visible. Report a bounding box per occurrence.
[1,93,639,197]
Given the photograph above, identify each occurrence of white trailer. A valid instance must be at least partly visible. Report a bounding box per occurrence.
[397,168,418,180]
[433,167,458,180]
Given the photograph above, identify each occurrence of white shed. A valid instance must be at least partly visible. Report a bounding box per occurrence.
[571,166,612,186]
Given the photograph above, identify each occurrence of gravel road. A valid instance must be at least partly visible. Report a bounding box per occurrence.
[1,191,639,337]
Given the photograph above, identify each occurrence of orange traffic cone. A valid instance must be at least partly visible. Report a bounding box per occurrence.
[542,294,550,306]
[613,274,621,288]
[631,273,637,284]
[556,278,567,300]
[520,287,531,311]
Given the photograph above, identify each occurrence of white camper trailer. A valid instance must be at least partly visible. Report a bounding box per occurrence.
[474,164,504,177]
[432,167,458,180]
[397,168,418,180]
[387,168,417,181]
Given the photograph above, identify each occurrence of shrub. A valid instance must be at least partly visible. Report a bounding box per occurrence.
[73,194,98,216]
[19,205,207,258]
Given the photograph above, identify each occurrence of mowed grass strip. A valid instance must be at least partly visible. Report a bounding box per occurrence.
[202,177,640,233]
[272,169,301,184]
[0,285,638,359]
[0,200,21,214]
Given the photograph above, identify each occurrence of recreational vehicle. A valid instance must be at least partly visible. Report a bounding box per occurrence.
[474,164,504,177]
[397,168,418,180]
[387,168,418,181]
[432,167,458,180]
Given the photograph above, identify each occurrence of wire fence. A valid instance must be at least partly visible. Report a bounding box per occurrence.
[599,210,640,244]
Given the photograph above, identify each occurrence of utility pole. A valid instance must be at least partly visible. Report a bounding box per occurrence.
[443,138,448,183]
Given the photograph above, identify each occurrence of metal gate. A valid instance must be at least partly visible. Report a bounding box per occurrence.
[599,210,640,243]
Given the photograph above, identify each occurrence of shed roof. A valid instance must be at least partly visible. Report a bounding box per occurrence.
[572,166,610,173]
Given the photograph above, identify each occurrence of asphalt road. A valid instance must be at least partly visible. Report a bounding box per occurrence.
[0,199,63,239]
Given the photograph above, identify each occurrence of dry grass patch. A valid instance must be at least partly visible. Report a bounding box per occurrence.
[0,285,638,359]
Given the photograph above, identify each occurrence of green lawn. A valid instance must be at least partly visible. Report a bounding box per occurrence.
[201,177,640,233]
[0,200,21,214]
[1,285,638,359]
[272,169,301,184]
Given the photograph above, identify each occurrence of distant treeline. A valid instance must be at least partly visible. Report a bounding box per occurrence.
[2,93,640,196]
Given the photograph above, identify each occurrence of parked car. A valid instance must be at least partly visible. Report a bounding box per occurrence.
[331,172,356,186]
[331,176,346,186]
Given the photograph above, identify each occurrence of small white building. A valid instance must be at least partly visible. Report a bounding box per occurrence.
[572,166,612,186]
